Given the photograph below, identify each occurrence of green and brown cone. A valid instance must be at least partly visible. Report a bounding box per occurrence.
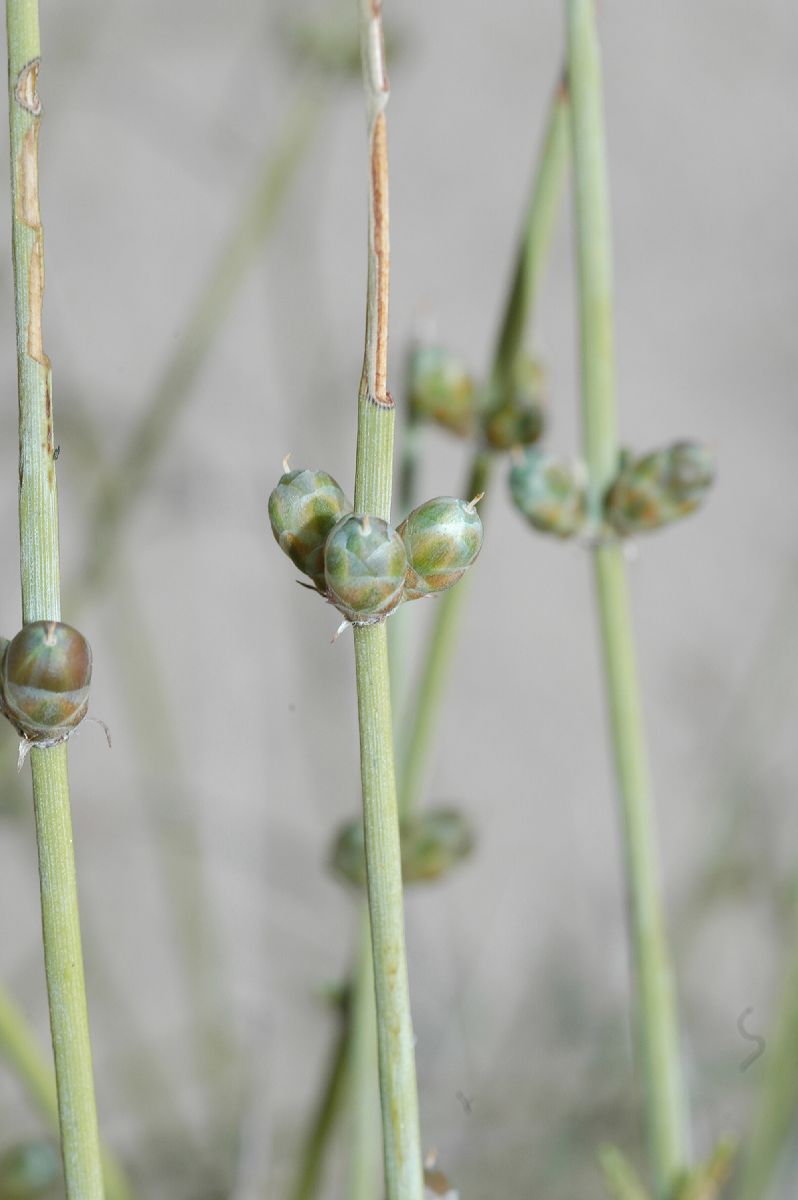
[397,496,483,601]
[0,1142,61,1199]
[408,344,475,438]
[331,807,474,887]
[268,468,353,591]
[324,514,407,625]
[482,354,546,450]
[509,448,587,539]
[604,441,714,536]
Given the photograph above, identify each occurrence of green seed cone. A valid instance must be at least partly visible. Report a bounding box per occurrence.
[397,496,483,600]
[331,807,474,887]
[408,344,475,437]
[268,468,353,591]
[508,448,587,539]
[324,514,407,624]
[1,621,92,742]
[482,355,546,451]
[604,441,714,535]
[0,1142,61,1199]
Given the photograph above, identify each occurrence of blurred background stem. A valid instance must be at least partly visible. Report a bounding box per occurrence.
[396,75,569,818]
[567,1,688,1194]
[0,985,134,1200]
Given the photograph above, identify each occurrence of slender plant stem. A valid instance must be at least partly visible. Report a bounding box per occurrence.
[350,4,423,1198]
[397,78,569,819]
[0,985,134,1200]
[283,67,569,1200]
[735,901,798,1200]
[77,87,323,601]
[345,909,379,1200]
[567,2,688,1194]
[488,73,570,398]
[288,1006,351,1200]
[4,5,108,1197]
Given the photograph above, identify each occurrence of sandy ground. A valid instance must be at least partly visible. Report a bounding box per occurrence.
[0,1,797,1195]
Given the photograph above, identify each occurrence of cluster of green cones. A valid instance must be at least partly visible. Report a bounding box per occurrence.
[509,441,715,542]
[268,466,483,633]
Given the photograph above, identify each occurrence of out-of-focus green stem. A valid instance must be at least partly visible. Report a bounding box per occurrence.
[288,1005,351,1200]
[397,78,570,818]
[0,985,134,1200]
[345,909,379,1200]
[78,87,323,600]
[4,4,107,1196]
[735,902,798,1200]
[350,4,423,1198]
[397,450,490,819]
[488,74,569,397]
[567,2,688,1195]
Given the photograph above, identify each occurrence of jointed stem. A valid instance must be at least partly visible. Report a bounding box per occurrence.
[350,4,423,1198]
[567,1,688,1193]
[5,3,108,1196]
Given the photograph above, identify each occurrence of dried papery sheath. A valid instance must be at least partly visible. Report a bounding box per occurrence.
[508,447,587,538]
[407,344,475,437]
[324,514,407,625]
[397,496,483,600]
[331,806,474,887]
[604,441,714,536]
[268,468,353,591]
[0,621,92,745]
[482,354,546,450]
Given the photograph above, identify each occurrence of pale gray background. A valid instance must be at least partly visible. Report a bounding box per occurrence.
[0,1,796,1196]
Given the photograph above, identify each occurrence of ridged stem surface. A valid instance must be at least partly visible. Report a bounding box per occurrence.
[350,4,423,1198]
[567,2,688,1193]
[5,4,107,1196]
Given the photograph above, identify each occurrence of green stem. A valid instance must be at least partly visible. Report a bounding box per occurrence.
[350,5,423,1198]
[567,2,688,1194]
[735,897,798,1200]
[78,87,322,601]
[288,1007,352,1200]
[397,451,491,819]
[488,75,569,397]
[0,985,133,1200]
[5,4,106,1197]
[398,78,569,820]
[345,909,379,1200]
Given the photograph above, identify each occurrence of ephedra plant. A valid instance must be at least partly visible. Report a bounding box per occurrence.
[268,3,483,1198]
[0,1,133,1197]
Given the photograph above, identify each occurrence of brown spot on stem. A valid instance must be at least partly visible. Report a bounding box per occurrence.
[16,59,41,115]
[371,113,390,400]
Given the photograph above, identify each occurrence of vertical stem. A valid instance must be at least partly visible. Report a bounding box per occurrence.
[288,1010,351,1200]
[567,2,688,1194]
[345,909,379,1200]
[351,5,424,1198]
[0,986,132,1200]
[5,3,104,1197]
